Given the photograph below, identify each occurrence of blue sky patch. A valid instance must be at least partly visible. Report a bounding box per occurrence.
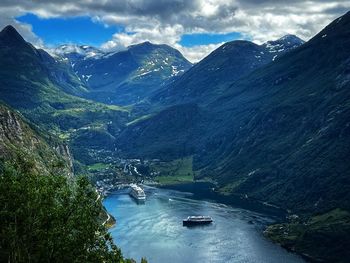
[15,13,244,49]
[180,32,243,47]
[16,13,123,46]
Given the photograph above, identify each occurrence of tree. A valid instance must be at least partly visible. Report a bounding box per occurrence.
[0,159,144,263]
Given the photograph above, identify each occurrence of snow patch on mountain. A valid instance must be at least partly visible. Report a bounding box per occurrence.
[53,44,104,60]
[263,34,304,54]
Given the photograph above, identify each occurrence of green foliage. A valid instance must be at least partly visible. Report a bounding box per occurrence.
[0,160,139,263]
[265,209,350,262]
[155,175,193,185]
[118,103,200,160]
[87,163,111,171]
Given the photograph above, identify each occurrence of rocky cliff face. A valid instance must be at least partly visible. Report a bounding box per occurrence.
[55,143,74,176]
[0,103,72,176]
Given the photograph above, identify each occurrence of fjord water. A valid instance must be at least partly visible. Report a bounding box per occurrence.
[103,187,305,263]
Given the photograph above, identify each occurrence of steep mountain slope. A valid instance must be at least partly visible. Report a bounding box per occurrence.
[0,25,87,98]
[120,103,202,159]
[198,12,350,213]
[119,12,350,214]
[0,25,129,166]
[0,103,71,176]
[0,25,88,111]
[151,35,304,106]
[56,42,192,105]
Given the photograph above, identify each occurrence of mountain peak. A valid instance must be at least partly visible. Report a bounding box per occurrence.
[1,25,18,34]
[53,44,104,61]
[262,34,304,54]
[128,41,156,50]
[265,34,304,46]
[278,34,304,42]
[141,41,152,45]
[55,44,102,54]
[0,25,26,47]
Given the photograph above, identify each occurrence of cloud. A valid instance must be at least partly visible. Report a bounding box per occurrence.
[101,24,184,51]
[175,43,223,63]
[0,0,349,61]
[0,7,43,47]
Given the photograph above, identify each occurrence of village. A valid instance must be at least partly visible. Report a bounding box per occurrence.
[92,157,162,196]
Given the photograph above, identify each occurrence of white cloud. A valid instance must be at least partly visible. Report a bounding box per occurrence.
[0,7,43,47]
[175,43,223,63]
[101,24,184,51]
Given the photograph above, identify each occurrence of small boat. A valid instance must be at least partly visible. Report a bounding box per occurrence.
[129,184,146,201]
[183,216,213,226]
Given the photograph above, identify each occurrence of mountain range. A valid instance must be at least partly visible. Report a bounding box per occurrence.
[120,12,350,215]
[53,41,192,105]
[151,34,304,106]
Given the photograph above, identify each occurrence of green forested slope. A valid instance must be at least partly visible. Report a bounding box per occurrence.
[120,12,350,214]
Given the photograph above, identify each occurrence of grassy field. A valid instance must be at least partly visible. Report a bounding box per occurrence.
[155,175,194,185]
[152,156,195,185]
[87,163,111,171]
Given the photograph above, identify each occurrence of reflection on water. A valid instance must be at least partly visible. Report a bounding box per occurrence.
[103,187,305,263]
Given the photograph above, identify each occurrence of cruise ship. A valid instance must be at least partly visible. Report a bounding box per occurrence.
[129,184,146,200]
[183,216,213,226]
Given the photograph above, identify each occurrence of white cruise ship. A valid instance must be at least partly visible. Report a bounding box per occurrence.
[129,184,146,200]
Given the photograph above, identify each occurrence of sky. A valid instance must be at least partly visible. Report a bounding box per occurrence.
[1,1,349,62]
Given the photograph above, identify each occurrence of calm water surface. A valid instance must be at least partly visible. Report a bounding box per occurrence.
[103,187,305,263]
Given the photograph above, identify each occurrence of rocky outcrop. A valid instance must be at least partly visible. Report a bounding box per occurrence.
[0,103,72,176]
[55,143,74,176]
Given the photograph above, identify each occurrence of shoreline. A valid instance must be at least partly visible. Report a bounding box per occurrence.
[156,181,288,219]
[102,181,288,221]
